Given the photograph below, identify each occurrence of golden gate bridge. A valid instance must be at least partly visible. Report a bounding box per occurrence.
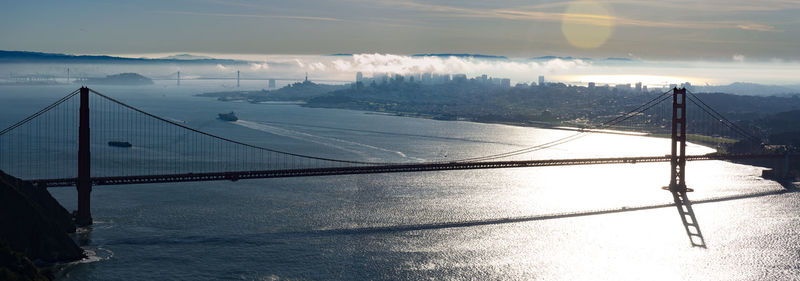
[0,87,795,247]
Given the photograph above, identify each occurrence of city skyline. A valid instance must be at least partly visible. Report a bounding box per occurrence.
[3,50,800,86]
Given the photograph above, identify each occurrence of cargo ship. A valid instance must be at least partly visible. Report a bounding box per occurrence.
[218,111,238,122]
[108,141,132,147]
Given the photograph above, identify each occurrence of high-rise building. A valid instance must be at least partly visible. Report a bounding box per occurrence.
[453,74,467,82]
[615,83,632,91]
[500,78,511,88]
[588,82,595,89]
[421,72,432,84]
[635,82,642,92]
[538,75,545,86]
[356,72,363,82]
[268,79,276,89]
[407,73,420,83]
[374,73,388,83]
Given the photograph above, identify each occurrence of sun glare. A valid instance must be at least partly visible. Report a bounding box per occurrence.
[561,1,614,49]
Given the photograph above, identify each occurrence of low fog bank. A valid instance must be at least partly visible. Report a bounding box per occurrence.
[0,52,798,95]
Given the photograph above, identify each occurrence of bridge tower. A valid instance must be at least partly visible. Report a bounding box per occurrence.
[76,86,93,226]
[666,87,706,247]
[669,87,688,192]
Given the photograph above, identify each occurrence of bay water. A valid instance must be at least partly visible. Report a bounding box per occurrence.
[0,81,796,280]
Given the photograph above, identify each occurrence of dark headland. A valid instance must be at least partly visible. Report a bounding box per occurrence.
[0,170,85,281]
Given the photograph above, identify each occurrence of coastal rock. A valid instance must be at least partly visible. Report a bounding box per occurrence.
[0,242,53,281]
[0,170,85,263]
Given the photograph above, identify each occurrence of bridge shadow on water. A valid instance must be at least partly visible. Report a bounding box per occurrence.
[101,184,797,248]
[304,186,796,240]
[671,191,706,248]
[672,180,797,248]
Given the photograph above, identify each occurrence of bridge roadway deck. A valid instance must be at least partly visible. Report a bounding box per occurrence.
[34,154,790,187]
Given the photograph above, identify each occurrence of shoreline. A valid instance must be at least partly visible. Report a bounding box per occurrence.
[299,104,706,144]
[301,103,798,182]
[201,96,800,181]
[302,104,654,136]
[201,95,733,149]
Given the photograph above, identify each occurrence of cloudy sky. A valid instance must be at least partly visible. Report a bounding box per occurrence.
[2,0,799,60]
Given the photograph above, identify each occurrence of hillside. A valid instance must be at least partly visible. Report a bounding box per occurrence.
[81,73,154,85]
[0,50,246,65]
[0,170,85,280]
[198,80,348,102]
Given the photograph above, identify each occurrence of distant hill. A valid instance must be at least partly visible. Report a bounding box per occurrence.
[528,56,591,61]
[412,53,508,60]
[0,50,248,64]
[158,54,216,60]
[198,80,348,102]
[693,82,800,96]
[603,57,634,61]
[527,56,637,62]
[742,109,800,147]
[80,73,154,85]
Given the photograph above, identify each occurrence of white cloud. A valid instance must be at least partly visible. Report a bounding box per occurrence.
[156,10,342,22]
[308,62,327,71]
[332,60,353,71]
[198,54,798,86]
[249,62,269,71]
[736,23,776,32]
[329,53,590,77]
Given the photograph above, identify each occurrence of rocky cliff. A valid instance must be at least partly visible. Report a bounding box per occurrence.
[0,241,53,281]
[0,170,85,280]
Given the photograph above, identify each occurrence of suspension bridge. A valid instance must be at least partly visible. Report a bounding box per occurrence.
[0,86,795,247]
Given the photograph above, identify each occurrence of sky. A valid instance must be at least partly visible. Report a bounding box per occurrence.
[2,0,800,61]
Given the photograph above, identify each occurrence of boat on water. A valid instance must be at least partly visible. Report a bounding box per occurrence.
[218,111,238,121]
[108,141,132,148]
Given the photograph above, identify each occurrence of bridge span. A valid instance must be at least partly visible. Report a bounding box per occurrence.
[35,154,790,187]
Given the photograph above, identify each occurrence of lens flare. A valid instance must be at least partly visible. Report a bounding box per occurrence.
[561,1,614,49]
